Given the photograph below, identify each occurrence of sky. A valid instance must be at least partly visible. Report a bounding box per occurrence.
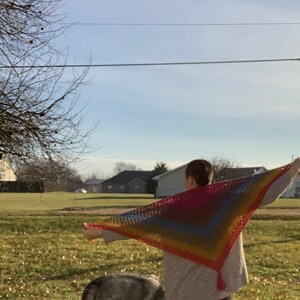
[57,0,300,176]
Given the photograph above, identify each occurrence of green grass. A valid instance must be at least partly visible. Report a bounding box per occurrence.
[0,192,298,213]
[0,193,299,299]
[265,198,300,208]
[0,214,163,300]
[0,192,155,212]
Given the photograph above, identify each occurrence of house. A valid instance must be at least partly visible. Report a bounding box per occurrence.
[153,164,187,198]
[85,178,105,193]
[101,170,152,194]
[0,155,44,192]
[0,156,16,181]
[154,163,266,198]
[281,173,300,198]
[216,166,267,181]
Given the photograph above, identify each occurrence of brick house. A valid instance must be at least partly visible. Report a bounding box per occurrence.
[101,171,152,194]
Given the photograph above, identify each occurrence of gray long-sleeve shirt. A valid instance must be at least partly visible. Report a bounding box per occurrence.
[102,230,246,299]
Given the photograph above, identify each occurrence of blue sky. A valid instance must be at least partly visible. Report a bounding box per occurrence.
[59,0,300,176]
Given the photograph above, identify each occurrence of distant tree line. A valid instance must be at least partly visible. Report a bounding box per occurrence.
[145,162,169,194]
[0,180,44,193]
[15,159,83,192]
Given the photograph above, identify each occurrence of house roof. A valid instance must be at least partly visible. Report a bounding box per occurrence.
[101,171,152,185]
[218,166,266,179]
[153,164,267,181]
[85,179,105,185]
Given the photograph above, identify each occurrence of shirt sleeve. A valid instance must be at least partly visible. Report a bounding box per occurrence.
[101,229,130,244]
[259,164,298,207]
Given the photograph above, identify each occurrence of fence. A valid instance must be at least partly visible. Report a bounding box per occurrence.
[0,181,44,193]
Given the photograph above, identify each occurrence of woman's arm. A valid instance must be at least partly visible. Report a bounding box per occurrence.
[82,224,103,241]
[82,223,129,243]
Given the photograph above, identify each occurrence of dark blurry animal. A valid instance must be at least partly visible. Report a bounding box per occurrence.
[82,272,165,300]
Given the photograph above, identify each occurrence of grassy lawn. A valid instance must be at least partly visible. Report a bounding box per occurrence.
[0,193,299,299]
[0,192,298,212]
[0,192,155,212]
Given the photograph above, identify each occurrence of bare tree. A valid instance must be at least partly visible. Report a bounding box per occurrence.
[113,161,141,175]
[208,154,240,182]
[16,158,83,192]
[84,169,108,181]
[0,0,94,174]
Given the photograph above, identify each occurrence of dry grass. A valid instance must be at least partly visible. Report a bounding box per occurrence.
[0,194,299,299]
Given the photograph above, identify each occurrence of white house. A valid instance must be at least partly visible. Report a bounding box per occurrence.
[153,164,187,198]
[281,173,300,198]
[0,156,16,181]
[153,163,266,198]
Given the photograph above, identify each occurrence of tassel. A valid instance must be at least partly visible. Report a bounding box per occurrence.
[217,271,227,291]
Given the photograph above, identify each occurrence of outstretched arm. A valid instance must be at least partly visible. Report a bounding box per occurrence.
[82,223,129,243]
[82,223,102,241]
[259,158,300,207]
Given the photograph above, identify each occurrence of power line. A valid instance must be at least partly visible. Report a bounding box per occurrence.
[1,58,300,69]
[66,22,300,27]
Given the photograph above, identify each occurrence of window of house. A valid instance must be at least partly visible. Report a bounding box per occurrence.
[135,185,140,190]
[108,185,112,190]
[120,185,125,190]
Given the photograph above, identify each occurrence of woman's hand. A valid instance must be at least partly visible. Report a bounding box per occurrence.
[82,223,102,241]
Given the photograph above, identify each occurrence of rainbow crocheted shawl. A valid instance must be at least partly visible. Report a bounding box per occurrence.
[86,159,300,290]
